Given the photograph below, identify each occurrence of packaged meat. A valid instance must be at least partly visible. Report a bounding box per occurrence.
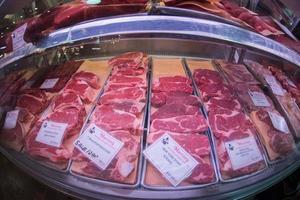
[0,109,35,151]
[189,59,267,180]
[143,58,216,188]
[250,109,296,161]
[144,131,216,187]
[71,129,141,184]
[71,52,148,185]
[24,61,108,170]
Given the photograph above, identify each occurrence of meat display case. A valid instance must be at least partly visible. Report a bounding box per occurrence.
[0,7,300,200]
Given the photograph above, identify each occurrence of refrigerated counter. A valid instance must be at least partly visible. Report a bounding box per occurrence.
[0,14,300,200]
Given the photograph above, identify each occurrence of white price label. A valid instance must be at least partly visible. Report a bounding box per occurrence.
[234,50,239,64]
[268,111,290,134]
[74,124,124,170]
[12,23,27,51]
[143,133,198,186]
[3,110,19,129]
[35,120,68,147]
[225,136,263,170]
[248,91,270,107]
[40,78,59,89]
[264,75,284,96]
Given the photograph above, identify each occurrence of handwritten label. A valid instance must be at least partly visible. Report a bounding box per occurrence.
[3,110,19,129]
[12,23,27,51]
[264,74,284,96]
[35,120,68,147]
[225,136,263,170]
[143,133,198,186]
[74,124,124,170]
[268,111,290,134]
[248,91,270,107]
[40,78,59,89]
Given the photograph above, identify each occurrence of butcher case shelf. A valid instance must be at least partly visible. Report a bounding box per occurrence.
[0,14,300,200]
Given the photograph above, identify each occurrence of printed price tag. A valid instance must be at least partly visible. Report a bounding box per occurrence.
[225,136,263,170]
[3,110,19,129]
[35,120,68,147]
[40,78,59,89]
[12,23,27,50]
[268,111,290,134]
[264,75,284,96]
[248,91,270,107]
[143,133,198,186]
[74,124,124,170]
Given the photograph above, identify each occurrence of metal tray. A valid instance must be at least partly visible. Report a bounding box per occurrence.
[141,56,219,190]
[69,56,151,188]
[184,58,269,182]
[214,60,298,164]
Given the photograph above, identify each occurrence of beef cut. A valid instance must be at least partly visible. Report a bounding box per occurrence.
[217,61,259,85]
[206,96,242,111]
[151,103,200,120]
[99,86,145,104]
[146,131,215,185]
[250,109,295,160]
[73,71,100,89]
[193,69,223,85]
[0,109,35,151]
[71,130,140,184]
[52,92,84,111]
[99,100,145,116]
[16,90,49,115]
[150,115,208,133]
[90,105,141,135]
[64,79,98,103]
[152,92,201,107]
[25,106,86,163]
[108,52,144,68]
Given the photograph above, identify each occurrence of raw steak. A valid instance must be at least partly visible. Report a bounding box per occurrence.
[208,108,255,139]
[64,79,98,103]
[108,52,144,69]
[217,61,259,84]
[25,122,77,163]
[216,136,266,179]
[73,71,100,89]
[0,109,35,151]
[16,90,48,115]
[232,83,274,112]
[52,92,84,111]
[147,131,215,184]
[199,83,235,102]
[150,115,208,133]
[151,104,200,121]
[193,69,223,85]
[250,109,295,160]
[25,107,86,163]
[99,86,145,104]
[206,96,242,111]
[90,105,141,135]
[100,100,145,116]
[152,91,201,108]
[109,74,145,86]
[152,81,193,94]
[157,75,192,84]
[71,130,140,183]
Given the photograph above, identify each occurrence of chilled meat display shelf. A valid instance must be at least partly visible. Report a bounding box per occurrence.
[0,14,300,200]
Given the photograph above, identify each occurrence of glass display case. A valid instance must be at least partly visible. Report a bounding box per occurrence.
[0,1,299,200]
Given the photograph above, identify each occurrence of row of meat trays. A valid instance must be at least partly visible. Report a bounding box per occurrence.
[0,52,299,189]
